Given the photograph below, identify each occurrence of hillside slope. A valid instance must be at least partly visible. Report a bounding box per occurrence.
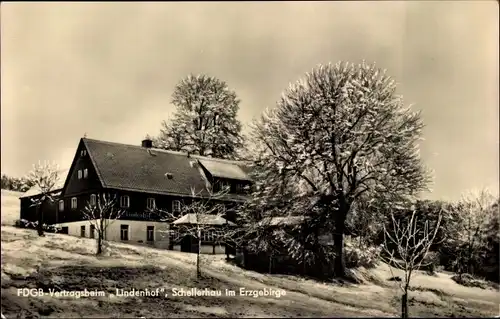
[1,191,498,318]
[1,190,22,226]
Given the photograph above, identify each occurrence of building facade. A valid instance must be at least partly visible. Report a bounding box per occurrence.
[20,137,252,254]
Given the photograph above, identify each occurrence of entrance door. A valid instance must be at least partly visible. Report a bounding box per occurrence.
[180,235,192,252]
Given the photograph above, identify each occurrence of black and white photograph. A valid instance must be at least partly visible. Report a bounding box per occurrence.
[1,1,498,318]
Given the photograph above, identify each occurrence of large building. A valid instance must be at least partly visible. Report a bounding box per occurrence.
[19,137,252,254]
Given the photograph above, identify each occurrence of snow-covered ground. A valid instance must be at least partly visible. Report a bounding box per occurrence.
[1,190,498,318]
[0,190,21,226]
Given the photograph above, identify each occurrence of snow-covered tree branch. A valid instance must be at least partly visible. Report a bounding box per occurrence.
[82,193,124,255]
[249,61,431,277]
[381,209,442,318]
[444,189,497,276]
[150,187,235,278]
[155,74,245,159]
[27,161,60,236]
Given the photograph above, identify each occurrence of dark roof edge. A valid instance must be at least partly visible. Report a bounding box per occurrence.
[103,186,248,203]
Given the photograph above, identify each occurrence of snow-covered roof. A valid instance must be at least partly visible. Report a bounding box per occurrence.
[257,216,306,227]
[19,169,69,198]
[197,158,250,181]
[172,213,236,226]
[79,138,251,200]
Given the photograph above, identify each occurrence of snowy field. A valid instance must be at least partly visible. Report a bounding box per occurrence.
[1,190,498,318]
[1,190,21,226]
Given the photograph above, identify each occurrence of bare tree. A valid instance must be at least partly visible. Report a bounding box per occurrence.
[152,187,235,279]
[27,161,60,237]
[382,209,442,318]
[82,193,124,255]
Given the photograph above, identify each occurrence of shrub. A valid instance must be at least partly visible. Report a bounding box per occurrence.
[13,219,61,233]
[419,251,440,275]
[14,219,29,228]
[344,236,382,268]
[451,273,489,289]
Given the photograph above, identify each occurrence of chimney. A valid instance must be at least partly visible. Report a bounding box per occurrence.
[141,137,153,148]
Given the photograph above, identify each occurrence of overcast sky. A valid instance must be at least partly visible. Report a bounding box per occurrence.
[1,1,498,201]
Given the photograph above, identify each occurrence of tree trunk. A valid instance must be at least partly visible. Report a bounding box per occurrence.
[225,230,230,261]
[37,202,44,237]
[302,249,306,276]
[97,219,105,255]
[97,229,103,255]
[467,243,474,274]
[196,229,201,279]
[401,292,408,318]
[301,224,307,276]
[333,217,346,278]
[269,253,273,274]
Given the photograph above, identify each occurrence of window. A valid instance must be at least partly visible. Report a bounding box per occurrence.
[172,200,181,213]
[219,180,230,192]
[147,226,154,242]
[58,200,64,212]
[120,225,129,241]
[89,225,95,239]
[77,170,82,179]
[71,197,77,209]
[81,150,87,156]
[90,194,97,206]
[80,225,86,237]
[169,229,180,241]
[202,230,215,242]
[120,195,130,208]
[83,168,88,179]
[214,230,223,240]
[235,183,244,193]
[146,198,156,210]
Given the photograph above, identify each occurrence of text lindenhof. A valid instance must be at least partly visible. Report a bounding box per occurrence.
[115,287,286,298]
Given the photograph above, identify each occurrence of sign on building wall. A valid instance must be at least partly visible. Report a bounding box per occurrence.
[121,211,163,221]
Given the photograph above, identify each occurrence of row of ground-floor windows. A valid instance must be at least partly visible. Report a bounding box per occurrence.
[170,229,225,242]
[78,225,225,243]
[79,224,155,242]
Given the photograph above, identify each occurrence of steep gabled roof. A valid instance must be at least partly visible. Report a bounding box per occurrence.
[20,168,70,198]
[80,138,251,200]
